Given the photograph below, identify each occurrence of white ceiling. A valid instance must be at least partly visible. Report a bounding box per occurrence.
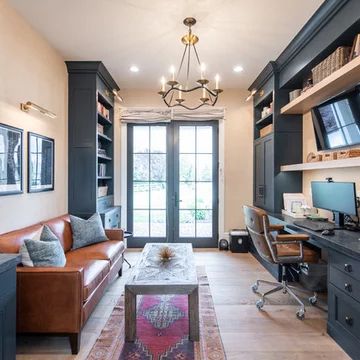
[9,0,324,89]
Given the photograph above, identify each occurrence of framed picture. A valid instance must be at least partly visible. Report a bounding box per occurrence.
[0,124,23,196]
[28,132,54,193]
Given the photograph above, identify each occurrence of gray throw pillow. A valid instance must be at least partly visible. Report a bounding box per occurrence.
[70,213,108,250]
[19,225,66,267]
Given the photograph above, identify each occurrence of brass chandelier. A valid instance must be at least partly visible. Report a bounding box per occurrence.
[158,17,223,110]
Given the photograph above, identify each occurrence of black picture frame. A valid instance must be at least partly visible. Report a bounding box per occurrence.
[28,132,55,193]
[0,123,23,196]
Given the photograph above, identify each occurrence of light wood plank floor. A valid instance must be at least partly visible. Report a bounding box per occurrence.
[17,249,350,360]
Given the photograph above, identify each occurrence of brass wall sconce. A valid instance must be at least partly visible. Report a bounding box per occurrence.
[20,101,56,119]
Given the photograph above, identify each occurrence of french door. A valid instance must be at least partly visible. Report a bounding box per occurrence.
[127,121,218,248]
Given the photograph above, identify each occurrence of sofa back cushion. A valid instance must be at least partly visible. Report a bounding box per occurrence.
[0,224,43,253]
[43,215,73,252]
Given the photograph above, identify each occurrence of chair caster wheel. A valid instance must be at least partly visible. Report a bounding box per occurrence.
[309,296,317,305]
[256,299,264,310]
[296,309,305,320]
[251,283,258,293]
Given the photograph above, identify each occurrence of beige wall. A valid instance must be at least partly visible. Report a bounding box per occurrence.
[0,0,68,233]
[303,112,360,218]
[115,88,253,232]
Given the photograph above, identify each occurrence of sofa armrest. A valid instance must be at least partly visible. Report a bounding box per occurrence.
[16,266,84,333]
[105,228,124,241]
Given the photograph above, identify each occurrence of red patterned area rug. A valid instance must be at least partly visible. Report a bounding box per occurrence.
[86,267,226,360]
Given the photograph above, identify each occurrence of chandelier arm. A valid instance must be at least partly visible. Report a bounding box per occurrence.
[193,44,202,66]
[177,44,188,79]
[167,102,211,111]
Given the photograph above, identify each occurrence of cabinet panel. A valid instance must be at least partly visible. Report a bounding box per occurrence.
[254,141,264,208]
[263,136,274,210]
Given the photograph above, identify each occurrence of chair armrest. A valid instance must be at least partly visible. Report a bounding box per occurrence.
[17,266,84,333]
[105,228,124,241]
[269,224,284,231]
[276,234,309,242]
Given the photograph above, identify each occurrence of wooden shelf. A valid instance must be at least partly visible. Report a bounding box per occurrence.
[281,157,360,172]
[256,113,273,127]
[98,154,112,161]
[281,56,360,115]
[97,112,112,126]
[97,132,112,142]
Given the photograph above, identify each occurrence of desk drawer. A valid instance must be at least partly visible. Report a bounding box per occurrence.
[329,250,360,281]
[330,265,360,302]
[328,283,360,341]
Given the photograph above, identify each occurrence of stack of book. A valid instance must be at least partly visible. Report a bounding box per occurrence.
[98,163,107,177]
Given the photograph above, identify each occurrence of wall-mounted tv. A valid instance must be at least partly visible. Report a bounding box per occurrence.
[311,86,360,151]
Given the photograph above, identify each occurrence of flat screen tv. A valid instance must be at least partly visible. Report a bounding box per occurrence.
[311,86,360,151]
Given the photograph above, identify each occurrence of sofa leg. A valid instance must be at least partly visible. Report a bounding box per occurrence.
[118,266,123,277]
[69,333,81,355]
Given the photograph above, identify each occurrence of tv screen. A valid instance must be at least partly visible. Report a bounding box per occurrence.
[312,87,360,151]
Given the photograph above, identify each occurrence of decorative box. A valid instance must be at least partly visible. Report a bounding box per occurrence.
[98,186,108,198]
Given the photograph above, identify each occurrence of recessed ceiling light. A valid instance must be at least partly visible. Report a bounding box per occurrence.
[130,65,139,73]
[233,65,243,73]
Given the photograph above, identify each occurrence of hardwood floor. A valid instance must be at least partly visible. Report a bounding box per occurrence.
[16,249,350,359]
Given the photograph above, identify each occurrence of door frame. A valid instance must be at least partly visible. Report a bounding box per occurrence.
[126,121,219,248]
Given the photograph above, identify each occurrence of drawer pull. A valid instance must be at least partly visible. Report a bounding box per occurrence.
[344,264,353,273]
[345,283,352,292]
[345,316,353,326]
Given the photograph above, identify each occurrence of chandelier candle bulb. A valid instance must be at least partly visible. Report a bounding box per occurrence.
[161,77,166,92]
[215,74,220,90]
[200,63,206,79]
[170,66,175,81]
[202,87,206,98]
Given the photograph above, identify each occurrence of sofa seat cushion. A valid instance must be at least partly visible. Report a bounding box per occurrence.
[66,259,110,301]
[66,241,125,266]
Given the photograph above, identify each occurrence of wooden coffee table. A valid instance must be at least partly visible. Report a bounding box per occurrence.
[124,243,199,342]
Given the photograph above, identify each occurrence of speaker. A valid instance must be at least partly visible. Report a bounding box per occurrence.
[218,239,229,251]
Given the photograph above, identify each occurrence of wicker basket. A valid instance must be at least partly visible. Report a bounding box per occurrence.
[312,47,351,84]
[306,152,322,163]
[337,148,360,159]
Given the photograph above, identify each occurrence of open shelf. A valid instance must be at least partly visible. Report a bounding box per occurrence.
[256,113,273,128]
[97,132,112,142]
[98,154,112,161]
[97,112,112,126]
[281,157,360,172]
[281,56,360,115]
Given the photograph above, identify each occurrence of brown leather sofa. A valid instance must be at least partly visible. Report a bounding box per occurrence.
[0,214,125,354]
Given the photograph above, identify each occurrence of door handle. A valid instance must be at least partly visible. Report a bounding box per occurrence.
[174,192,182,207]
[258,185,265,198]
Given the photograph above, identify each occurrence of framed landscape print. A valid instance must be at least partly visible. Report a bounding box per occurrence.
[28,132,54,193]
[0,123,23,196]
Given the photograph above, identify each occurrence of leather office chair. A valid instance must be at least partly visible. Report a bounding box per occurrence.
[243,205,320,319]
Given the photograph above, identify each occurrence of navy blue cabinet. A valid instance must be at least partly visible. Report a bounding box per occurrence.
[0,255,20,360]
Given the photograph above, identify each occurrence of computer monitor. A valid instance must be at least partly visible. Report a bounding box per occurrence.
[311,181,358,227]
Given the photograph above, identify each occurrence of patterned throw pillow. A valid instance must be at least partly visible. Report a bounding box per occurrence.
[70,213,108,250]
[19,225,66,267]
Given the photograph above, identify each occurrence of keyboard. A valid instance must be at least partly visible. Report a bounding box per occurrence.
[293,219,335,232]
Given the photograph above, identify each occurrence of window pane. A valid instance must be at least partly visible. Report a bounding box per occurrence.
[150,182,166,209]
[179,182,195,209]
[133,126,149,153]
[133,210,149,237]
[180,210,195,237]
[197,126,212,153]
[179,126,195,153]
[150,154,166,181]
[133,154,149,181]
[179,154,195,181]
[196,210,212,237]
[196,154,212,181]
[150,210,166,237]
[133,182,149,209]
[196,182,212,209]
[150,127,166,153]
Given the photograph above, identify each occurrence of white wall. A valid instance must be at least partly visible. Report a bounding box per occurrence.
[0,0,68,233]
[114,88,253,232]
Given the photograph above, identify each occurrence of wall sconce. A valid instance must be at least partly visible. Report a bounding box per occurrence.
[245,89,257,102]
[20,101,56,119]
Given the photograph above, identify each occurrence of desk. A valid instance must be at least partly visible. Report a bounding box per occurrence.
[268,213,360,359]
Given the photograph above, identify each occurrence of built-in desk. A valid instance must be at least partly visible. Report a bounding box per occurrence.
[268,213,360,359]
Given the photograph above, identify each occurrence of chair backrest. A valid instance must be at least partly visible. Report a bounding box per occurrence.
[243,205,277,264]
